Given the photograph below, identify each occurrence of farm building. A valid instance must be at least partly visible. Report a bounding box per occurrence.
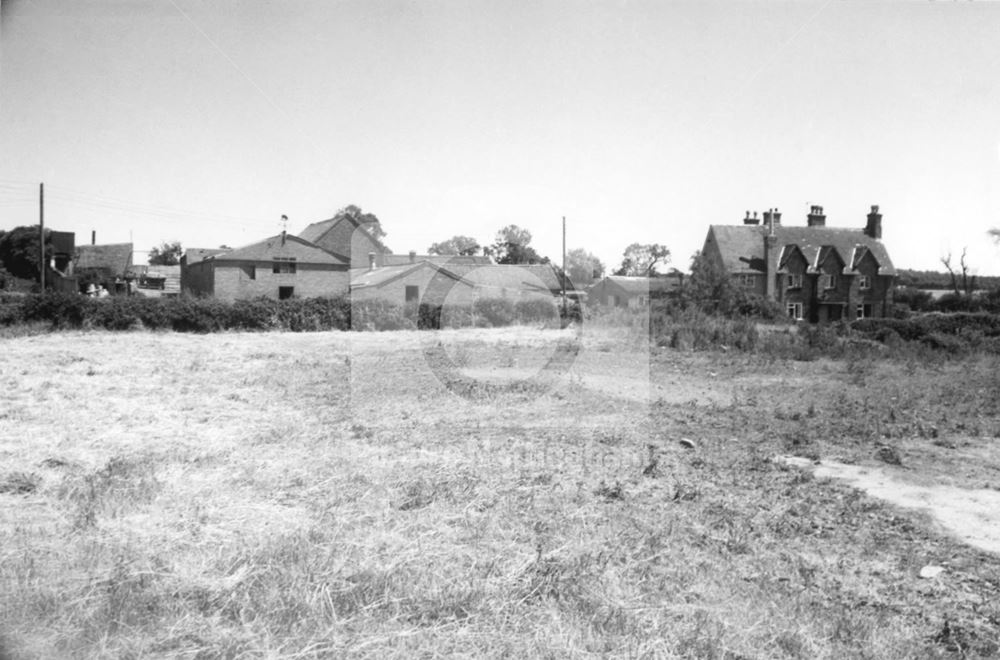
[702,205,896,322]
[350,261,476,306]
[588,275,680,307]
[182,233,349,300]
[74,243,134,294]
[299,212,391,268]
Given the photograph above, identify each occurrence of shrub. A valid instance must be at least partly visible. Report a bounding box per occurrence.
[231,297,280,330]
[516,298,558,324]
[351,299,412,331]
[22,292,90,328]
[474,298,515,326]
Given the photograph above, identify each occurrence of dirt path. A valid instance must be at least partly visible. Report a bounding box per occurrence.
[779,456,1000,555]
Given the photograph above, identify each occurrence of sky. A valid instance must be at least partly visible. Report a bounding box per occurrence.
[2,0,1000,275]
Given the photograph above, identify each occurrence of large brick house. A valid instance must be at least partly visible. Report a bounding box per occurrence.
[182,233,349,300]
[702,205,896,322]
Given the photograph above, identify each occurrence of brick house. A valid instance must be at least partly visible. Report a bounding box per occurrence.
[299,213,391,267]
[702,205,896,322]
[182,233,349,300]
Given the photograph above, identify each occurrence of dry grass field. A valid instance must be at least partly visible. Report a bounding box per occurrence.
[2,325,1000,658]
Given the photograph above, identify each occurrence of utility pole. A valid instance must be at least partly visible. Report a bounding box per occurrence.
[39,182,45,291]
[561,215,567,319]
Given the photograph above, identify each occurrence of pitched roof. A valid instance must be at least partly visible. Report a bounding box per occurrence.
[205,234,348,265]
[591,276,678,295]
[350,262,473,289]
[380,254,492,266]
[299,215,391,253]
[446,263,562,294]
[183,248,229,265]
[75,243,133,275]
[708,224,896,276]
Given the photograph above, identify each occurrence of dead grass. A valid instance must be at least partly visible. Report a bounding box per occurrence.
[0,328,999,658]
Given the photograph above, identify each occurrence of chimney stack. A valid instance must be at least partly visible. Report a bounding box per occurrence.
[743,210,759,225]
[807,205,826,227]
[91,230,96,246]
[772,208,781,225]
[864,204,882,239]
[409,250,416,264]
[281,230,286,246]
[368,251,376,271]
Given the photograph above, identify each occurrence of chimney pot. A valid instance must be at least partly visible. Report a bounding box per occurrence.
[409,250,416,264]
[91,230,96,246]
[368,251,376,271]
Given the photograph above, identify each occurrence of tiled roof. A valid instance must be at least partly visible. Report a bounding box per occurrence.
[446,263,562,294]
[207,234,348,265]
[75,243,133,275]
[708,224,896,276]
[381,254,492,266]
[184,248,229,265]
[299,215,391,253]
[350,262,472,289]
[591,276,679,295]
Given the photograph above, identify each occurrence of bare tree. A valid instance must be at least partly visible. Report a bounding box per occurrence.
[941,248,977,296]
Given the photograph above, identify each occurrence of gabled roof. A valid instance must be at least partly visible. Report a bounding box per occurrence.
[350,262,473,289]
[590,276,678,295]
[75,243,133,275]
[707,225,896,276]
[445,263,563,294]
[184,248,229,265]
[205,234,348,265]
[381,254,492,267]
[299,215,391,253]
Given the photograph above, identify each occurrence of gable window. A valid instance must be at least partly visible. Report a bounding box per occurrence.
[405,285,419,303]
[273,257,297,274]
[786,273,803,289]
[858,274,871,290]
[820,274,837,290]
[786,302,803,321]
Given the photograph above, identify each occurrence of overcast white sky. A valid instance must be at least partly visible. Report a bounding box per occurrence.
[2,0,999,274]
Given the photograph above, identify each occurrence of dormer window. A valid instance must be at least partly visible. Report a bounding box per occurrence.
[858,274,871,290]
[786,274,803,289]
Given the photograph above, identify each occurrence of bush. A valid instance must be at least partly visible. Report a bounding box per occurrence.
[474,298,515,327]
[516,298,558,324]
[351,299,412,331]
[22,292,90,329]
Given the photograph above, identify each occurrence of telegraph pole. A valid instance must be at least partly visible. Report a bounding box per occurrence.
[561,215,567,319]
[39,183,45,291]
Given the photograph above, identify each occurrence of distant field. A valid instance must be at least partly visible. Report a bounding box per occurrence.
[2,328,1000,658]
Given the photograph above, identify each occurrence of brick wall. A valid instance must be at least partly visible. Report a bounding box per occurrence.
[209,262,348,300]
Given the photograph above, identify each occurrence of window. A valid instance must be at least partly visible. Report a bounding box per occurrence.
[820,274,837,290]
[273,257,297,274]
[786,273,803,289]
[738,274,756,288]
[242,265,255,280]
[637,295,647,306]
[405,285,419,303]
[278,286,294,300]
[786,302,803,320]
[856,303,872,319]
[858,275,871,290]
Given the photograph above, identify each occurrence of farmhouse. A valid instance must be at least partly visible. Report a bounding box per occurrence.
[182,233,349,300]
[702,205,896,322]
[588,275,680,308]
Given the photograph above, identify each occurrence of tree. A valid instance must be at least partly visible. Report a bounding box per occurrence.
[613,243,670,276]
[565,248,604,286]
[485,225,548,265]
[0,225,51,280]
[428,235,481,256]
[940,248,977,296]
[149,241,183,266]
[334,204,386,240]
